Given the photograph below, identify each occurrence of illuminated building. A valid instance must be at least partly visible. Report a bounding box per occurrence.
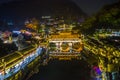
[48,32,83,60]
[0,45,43,80]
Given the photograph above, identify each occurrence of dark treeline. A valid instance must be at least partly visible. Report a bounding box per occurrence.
[74,1,120,34]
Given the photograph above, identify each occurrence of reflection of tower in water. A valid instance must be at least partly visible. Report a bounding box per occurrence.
[16,34,24,50]
[18,34,24,50]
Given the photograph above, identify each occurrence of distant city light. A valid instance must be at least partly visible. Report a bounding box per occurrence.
[12,31,21,34]
[93,66,102,75]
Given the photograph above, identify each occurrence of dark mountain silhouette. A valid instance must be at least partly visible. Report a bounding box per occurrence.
[0,0,86,19]
[95,1,120,29]
[97,1,120,14]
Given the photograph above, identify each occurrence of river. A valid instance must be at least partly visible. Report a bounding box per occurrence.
[28,59,91,80]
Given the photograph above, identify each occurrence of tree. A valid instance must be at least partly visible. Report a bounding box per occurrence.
[80,16,96,34]
[79,1,120,35]
[97,2,120,29]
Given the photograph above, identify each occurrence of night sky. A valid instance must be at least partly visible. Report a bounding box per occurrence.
[0,0,119,15]
[73,0,119,15]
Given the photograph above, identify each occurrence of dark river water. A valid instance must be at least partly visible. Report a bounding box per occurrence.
[28,59,91,80]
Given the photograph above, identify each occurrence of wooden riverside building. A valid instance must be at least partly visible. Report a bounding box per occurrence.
[48,32,84,60]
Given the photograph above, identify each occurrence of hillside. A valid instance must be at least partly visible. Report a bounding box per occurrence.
[74,1,120,34]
